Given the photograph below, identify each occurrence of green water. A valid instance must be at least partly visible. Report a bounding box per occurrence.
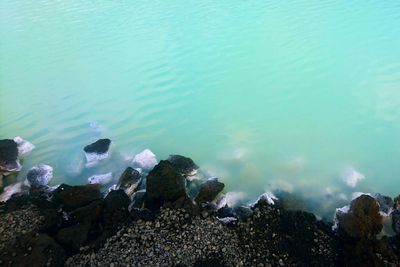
[1,1,400,215]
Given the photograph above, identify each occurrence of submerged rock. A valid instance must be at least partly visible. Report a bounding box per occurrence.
[194,178,224,204]
[167,154,199,176]
[0,139,21,176]
[132,149,157,172]
[53,184,102,209]
[88,172,113,185]
[27,164,53,186]
[83,138,111,166]
[144,160,186,210]
[13,136,35,157]
[117,167,141,197]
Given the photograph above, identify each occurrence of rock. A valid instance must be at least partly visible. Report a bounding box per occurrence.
[132,149,157,172]
[102,189,130,226]
[117,167,141,197]
[392,210,400,234]
[83,138,111,166]
[167,154,199,176]
[69,200,103,223]
[27,164,53,186]
[56,221,91,251]
[144,160,186,210]
[13,136,35,157]
[130,189,146,210]
[218,216,237,225]
[1,233,66,267]
[194,178,224,204]
[88,172,113,185]
[53,184,102,210]
[0,139,21,176]
[0,182,26,202]
[233,206,254,220]
[251,192,278,208]
[375,193,394,215]
[337,194,382,239]
[218,204,235,219]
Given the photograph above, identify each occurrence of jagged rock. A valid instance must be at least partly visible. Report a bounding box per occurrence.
[251,192,278,209]
[117,167,141,197]
[167,154,199,176]
[56,221,91,252]
[130,189,146,209]
[337,194,382,239]
[132,149,158,172]
[102,189,130,226]
[218,204,235,219]
[53,184,102,210]
[0,139,21,176]
[194,178,224,204]
[375,193,394,215]
[83,138,111,166]
[144,160,186,210]
[26,164,53,186]
[88,172,113,185]
[233,206,254,220]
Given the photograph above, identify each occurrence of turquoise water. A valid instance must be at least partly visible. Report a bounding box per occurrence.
[1,1,400,215]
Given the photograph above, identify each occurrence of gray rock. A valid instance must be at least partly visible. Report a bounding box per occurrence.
[167,154,199,176]
[194,178,224,204]
[27,165,53,186]
[0,139,21,176]
[117,167,141,197]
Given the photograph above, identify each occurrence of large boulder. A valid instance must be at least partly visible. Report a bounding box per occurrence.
[167,154,199,176]
[375,193,394,215]
[102,189,130,226]
[53,184,102,210]
[83,138,111,166]
[0,139,21,176]
[337,194,382,239]
[132,149,158,172]
[56,221,91,252]
[144,160,186,210]
[117,167,141,197]
[194,178,224,204]
[27,164,53,186]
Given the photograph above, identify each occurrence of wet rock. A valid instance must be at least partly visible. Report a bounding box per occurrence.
[233,206,253,220]
[117,167,141,197]
[26,164,53,186]
[0,182,27,202]
[0,139,21,176]
[337,194,382,239]
[130,208,156,221]
[130,189,146,209]
[1,233,66,267]
[83,138,111,166]
[56,221,91,252]
[102,189,130,226]
[144,160,186,210]
[251,192,278,209]
[375,193,394,215]
[392,210,400,234]
[69,200,103,223]
[218,204,235,219]
[88,172,113,185]
[132,149,157,172]
[167,154,199,176]
[194,178,224,204]
[53,184,102,210]
[13,136,35,157]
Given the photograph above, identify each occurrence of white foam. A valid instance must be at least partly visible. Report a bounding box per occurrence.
[88,172,113,185]
[13,137,35,157]
[252,192,278,207]
[85,152,109,168]
[132,149,157,171]
[218,217,237,224]
[225,191,246,207]
[332,205,350,230]
[27,164,53,186]
[0,182,24,202]
[342,167,365,188]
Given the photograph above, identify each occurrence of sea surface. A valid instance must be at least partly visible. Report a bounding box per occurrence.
[1,1,400,216]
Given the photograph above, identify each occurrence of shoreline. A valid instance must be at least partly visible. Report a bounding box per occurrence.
[1,138,400,266]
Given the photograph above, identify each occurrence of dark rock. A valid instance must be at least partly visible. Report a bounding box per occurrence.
[233,206,253,220]
[337,195,382,240]
[56,221,91,252]
[144,160,186,210]
[102,189,130,226]
[164,195,199,214]
[130,189,146,209]
[218,204,235,218]
[167,154,199,176]
[392,210,400,234]
[0,233,66,267]
[130,208,156,221]
[117,167,141,197]
[53,184,102,210]
[26,164,53,186]
[194,178,224,204]
[83,138,111,154]
[40,208,62,234]
[0,139,21,175]
[69,200,103,223]
[375,193,394,214]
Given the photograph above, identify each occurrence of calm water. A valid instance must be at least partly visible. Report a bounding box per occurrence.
[1,1,400,215]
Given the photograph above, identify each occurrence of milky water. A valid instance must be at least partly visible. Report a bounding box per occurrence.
[1,1,400,217]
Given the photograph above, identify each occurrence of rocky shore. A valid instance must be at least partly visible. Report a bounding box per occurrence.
[1,138,400,266]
